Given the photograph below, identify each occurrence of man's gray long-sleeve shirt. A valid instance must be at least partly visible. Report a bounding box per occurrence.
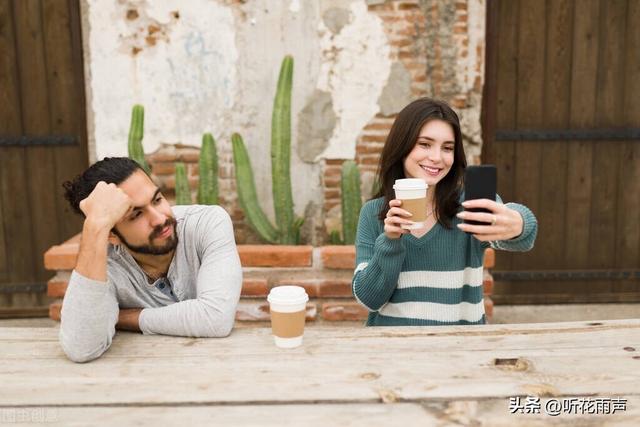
[59,205,243,362]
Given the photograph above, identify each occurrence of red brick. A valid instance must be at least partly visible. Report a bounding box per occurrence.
[189,164,200,177]
[360,157,380,165]
[235,301,317,322]
[323,167,342,178]
[151,162,176,175]
[47,279,68,298]
[44,234,80,270]
[147,151,177,163]
[324,201,340,211]
[321,302,368,321]
[484,297,494,319]
[162,176,199,190]
[324,159,344,166]
[241,278,270,296]
[483,271,494,296]
[176,151,201,163]
[323,189,340,199]
[363,121,394,131]
[238,245,313,267]
[273,278,353,298]
[49,301,62,321]
[323,176,340,187]
[356,144,384,154]
[398,3,420,11]
[484,248,495,268]
[320,245,356,270]
[361,134,387,143]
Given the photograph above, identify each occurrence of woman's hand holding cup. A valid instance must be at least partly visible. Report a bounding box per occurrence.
[384,199,414,239]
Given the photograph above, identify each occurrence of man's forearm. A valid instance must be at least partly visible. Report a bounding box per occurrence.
[116,308,142,332]
[75,218,111,282]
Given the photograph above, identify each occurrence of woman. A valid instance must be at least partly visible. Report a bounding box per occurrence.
[352,98,537,326]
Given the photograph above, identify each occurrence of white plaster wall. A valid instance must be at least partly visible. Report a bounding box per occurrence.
[85,0,237,159]
[458,0,486,161]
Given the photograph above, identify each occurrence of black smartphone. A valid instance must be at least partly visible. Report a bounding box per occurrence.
[463,165,497,225]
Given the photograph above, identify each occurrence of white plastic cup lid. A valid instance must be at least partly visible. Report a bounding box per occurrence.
[267,285,309,305]
[393,178,428,190]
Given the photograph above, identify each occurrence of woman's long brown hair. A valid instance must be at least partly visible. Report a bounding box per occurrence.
[373,98,467,228]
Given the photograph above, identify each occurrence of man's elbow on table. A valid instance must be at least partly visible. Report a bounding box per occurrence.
[59,333,110,363]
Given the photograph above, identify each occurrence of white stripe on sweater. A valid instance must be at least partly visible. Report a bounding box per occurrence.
[379,300,485,323]
[396,266,483,290]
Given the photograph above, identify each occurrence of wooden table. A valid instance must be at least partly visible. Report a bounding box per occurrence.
[1,319,639,426]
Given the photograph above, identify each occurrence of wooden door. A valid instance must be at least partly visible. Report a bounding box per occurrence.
[483,0,640,303]
[0,0,88,315]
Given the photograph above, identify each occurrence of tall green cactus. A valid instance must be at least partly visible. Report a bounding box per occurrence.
[231,55,304,244]
[197,133,218,205]
[127,104,151,174]
[231,133,279,243]
[340,160,362,245]
[271,56,296,243]
[174,162,191,205]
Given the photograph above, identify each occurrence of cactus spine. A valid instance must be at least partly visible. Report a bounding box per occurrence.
[232,133,279,243]
[231,55,303,244]
[174,162,191,205]
[127,105,151,174]
[340,160,362,245]
[197,133,218,205]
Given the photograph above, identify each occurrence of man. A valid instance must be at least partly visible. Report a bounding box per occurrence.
[60,157,242,362]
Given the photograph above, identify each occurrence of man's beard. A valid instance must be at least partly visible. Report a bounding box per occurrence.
[113,217,178,255]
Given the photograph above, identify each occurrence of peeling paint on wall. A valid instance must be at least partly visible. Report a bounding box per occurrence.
[316,1,391,160]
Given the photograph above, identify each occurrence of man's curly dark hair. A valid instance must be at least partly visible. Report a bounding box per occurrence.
[63,157,147,216]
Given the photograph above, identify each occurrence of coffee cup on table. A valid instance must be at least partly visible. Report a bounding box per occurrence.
[393,178,428,229]
[267,285,309,349]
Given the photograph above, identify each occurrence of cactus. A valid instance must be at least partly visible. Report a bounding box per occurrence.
[197,133,218,205]
[127,104,151,174]
[329,230,343,245]
[271,55,296,244]
[231,55,304,244]
[232,133,279,243]
[340,160,362,245]
[174,162,191,205]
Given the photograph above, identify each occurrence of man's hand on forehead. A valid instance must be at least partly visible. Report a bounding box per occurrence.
[79,181,133,230]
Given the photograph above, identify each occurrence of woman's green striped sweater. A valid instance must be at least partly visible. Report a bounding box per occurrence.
[352,197,538,326]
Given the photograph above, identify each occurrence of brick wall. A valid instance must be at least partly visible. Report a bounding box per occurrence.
[43,236,496,324]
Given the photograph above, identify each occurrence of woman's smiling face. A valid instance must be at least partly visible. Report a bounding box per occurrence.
[402,119,455,187]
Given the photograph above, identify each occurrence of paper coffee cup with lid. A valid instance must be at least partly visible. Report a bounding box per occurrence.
[267,285,309,349]
[393,178,428,229]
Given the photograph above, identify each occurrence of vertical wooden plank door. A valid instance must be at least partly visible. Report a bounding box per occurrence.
[484,0,640,304]
[0,0,88,315]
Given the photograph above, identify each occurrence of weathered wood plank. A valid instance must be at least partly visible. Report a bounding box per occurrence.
[512,0,545,271]
[565,0,599,269]
[614,0,640,276]
[0,321,638,406]
[41,0,87,243]
[492,0,520,274]
[589,0,626,270]
[538,0,572,270]
[0,0,35,308]
[12,0,58,299]
[1,400,637,427]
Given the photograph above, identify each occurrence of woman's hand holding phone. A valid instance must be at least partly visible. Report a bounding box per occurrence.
[456,199,524,241]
